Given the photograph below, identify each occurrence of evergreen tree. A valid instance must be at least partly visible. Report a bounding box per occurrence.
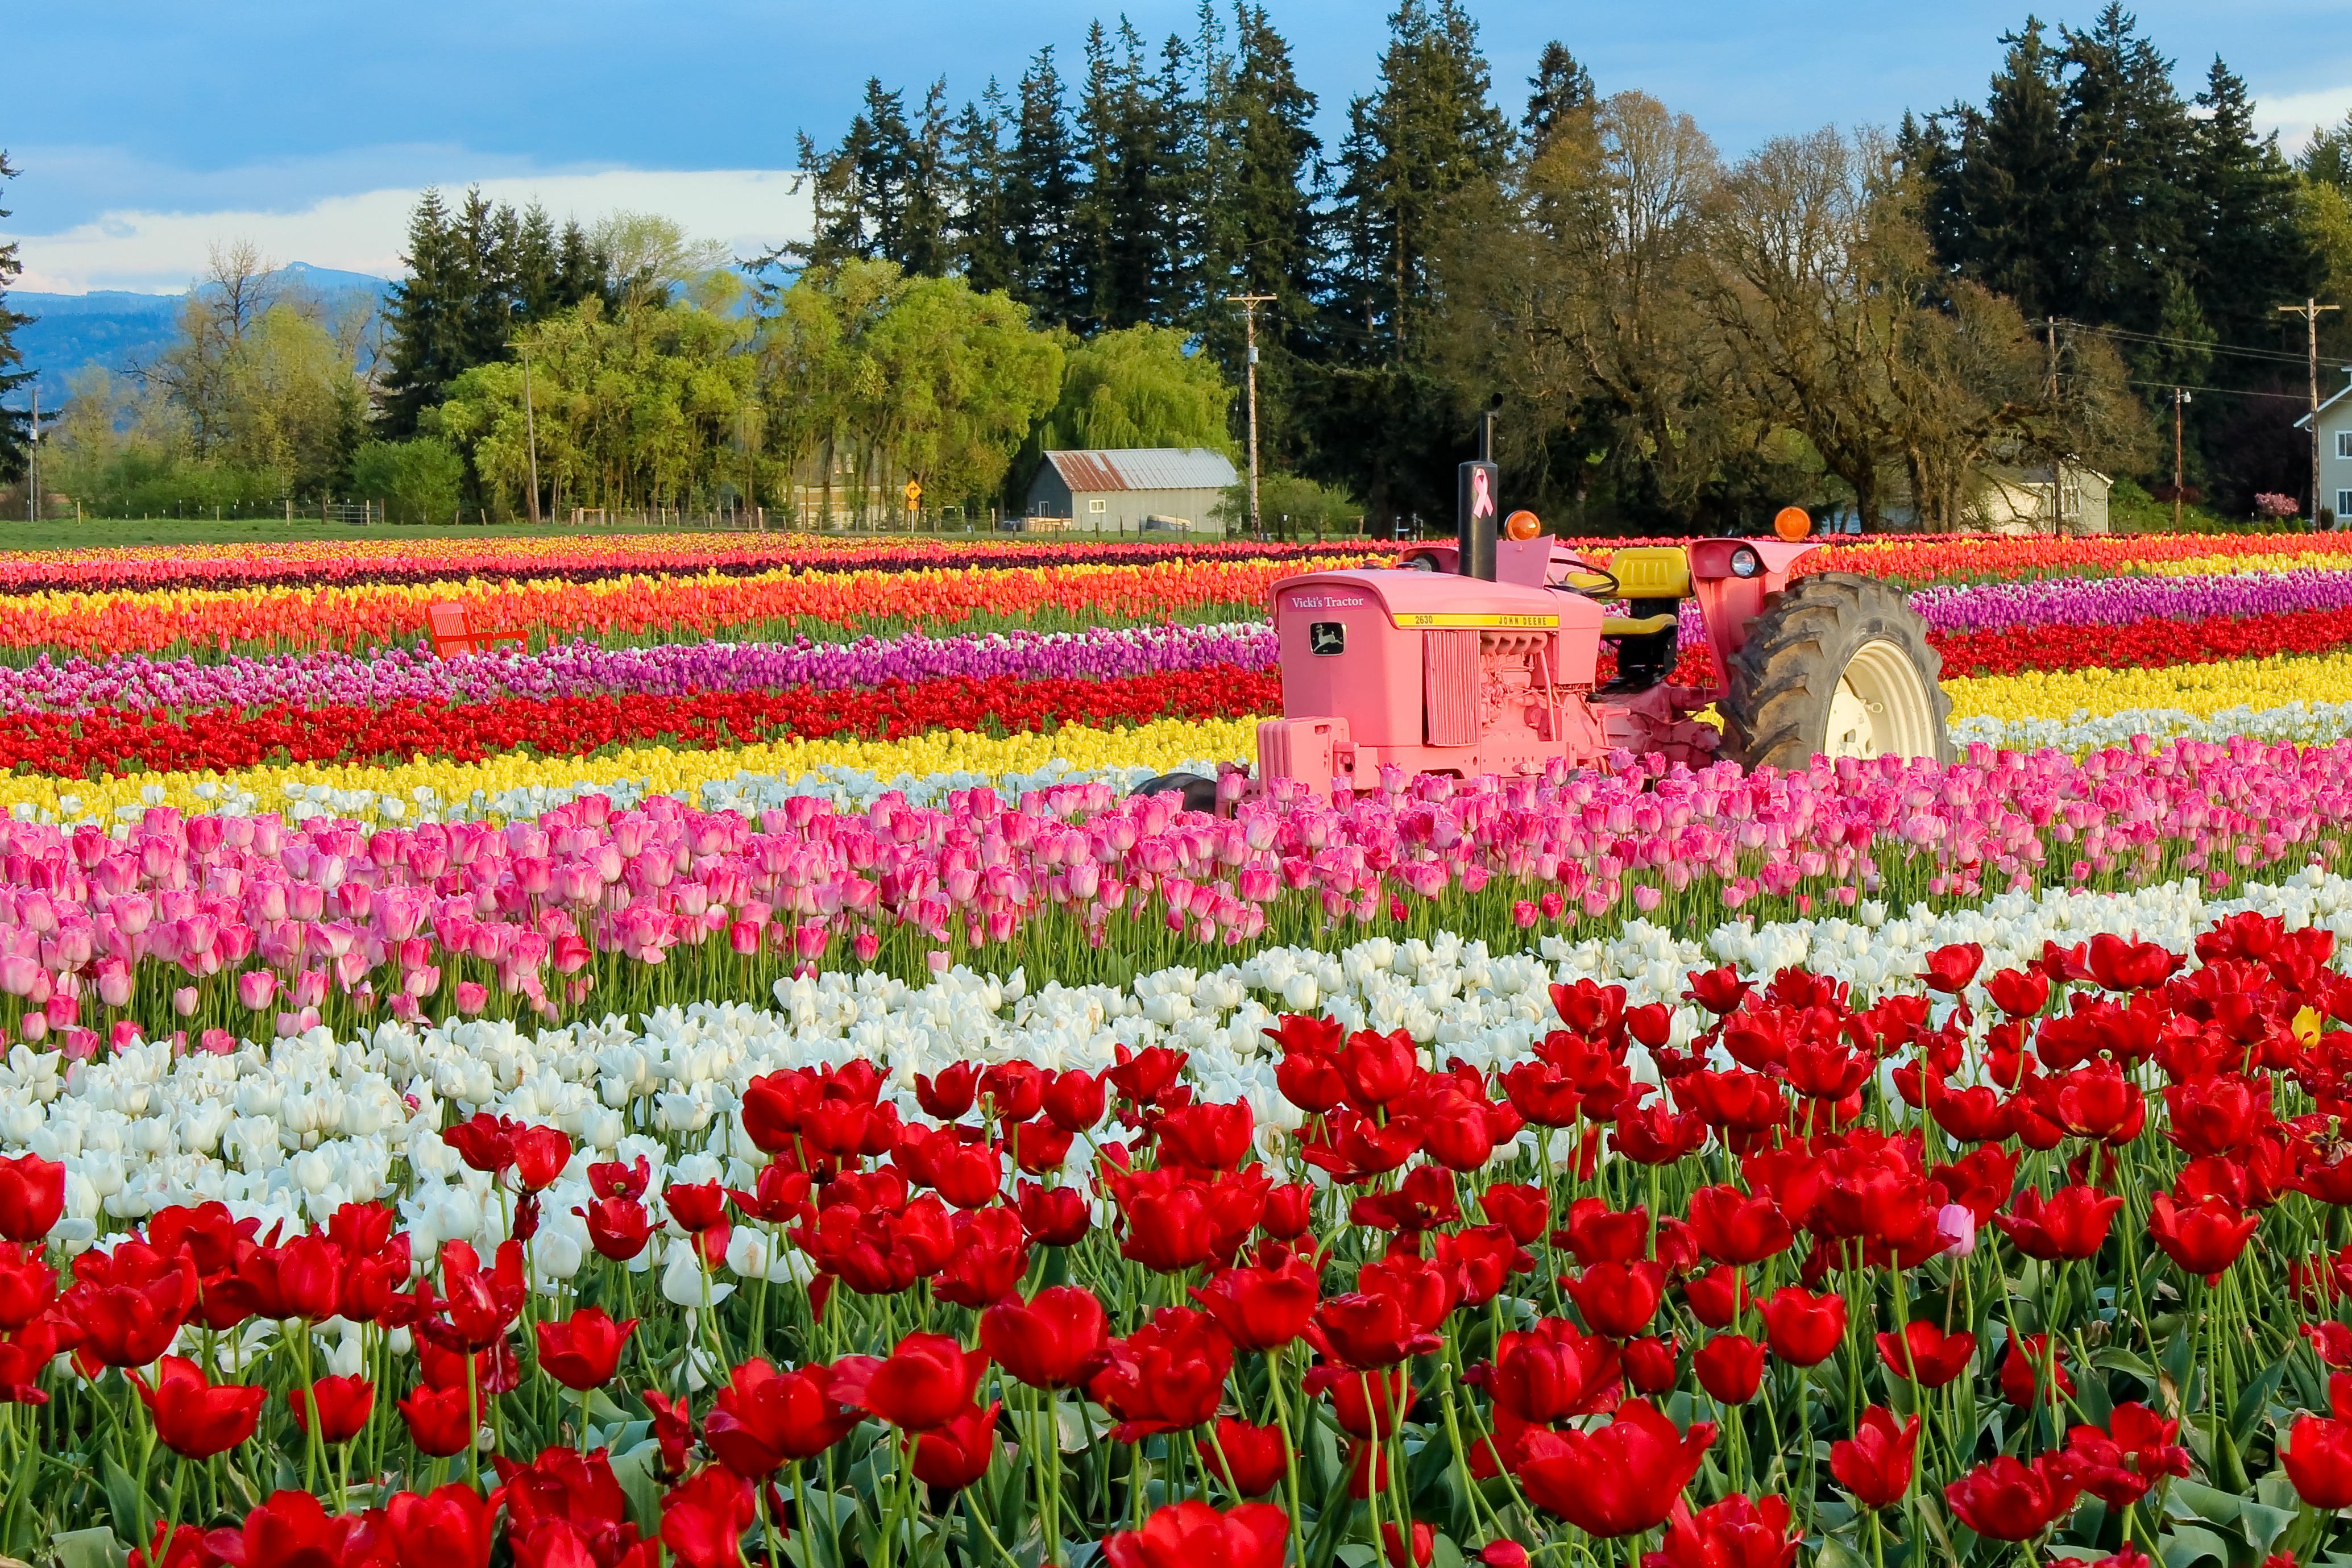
[2189,57,2317,343]
[1002,48,1086,328]
[378,188,609,437]
[0,152,31,480]
[1073,21,1187,331]
[378,189,469,438]
[1915,19,2069,320]
[2302,111,2352,189]
[1329,0,1513,362]
[1194,3,1323,463]
[2054,4,2195,331]
[897,81,955,278]
[553,220,608,310]
[795,119,874,269]
[1522,41,1595,154]
[950,84,1017,294]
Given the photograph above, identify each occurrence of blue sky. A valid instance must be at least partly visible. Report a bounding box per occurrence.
[7,0,2350,292]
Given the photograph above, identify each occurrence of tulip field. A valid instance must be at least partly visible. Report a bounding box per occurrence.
[15,528,2352,1568]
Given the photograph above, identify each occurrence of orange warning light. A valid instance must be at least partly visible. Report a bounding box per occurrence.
[1772,506,1813,541]
[1504,509,1542,541]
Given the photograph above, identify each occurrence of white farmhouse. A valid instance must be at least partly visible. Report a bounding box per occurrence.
[2293,370,2352,525]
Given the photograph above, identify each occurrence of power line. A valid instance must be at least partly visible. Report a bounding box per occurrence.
[2060,318,2352,373]
[2122,378,2314,403]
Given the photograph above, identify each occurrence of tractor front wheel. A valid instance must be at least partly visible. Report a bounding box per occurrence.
[1719,571,1953,771]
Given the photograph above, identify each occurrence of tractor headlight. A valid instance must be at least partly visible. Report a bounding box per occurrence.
[1729,545,1763,579]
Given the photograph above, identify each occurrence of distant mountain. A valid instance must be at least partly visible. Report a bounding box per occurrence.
[9,262,391,406]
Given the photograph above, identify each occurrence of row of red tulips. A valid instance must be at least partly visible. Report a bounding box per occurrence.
[0,666,1279,778]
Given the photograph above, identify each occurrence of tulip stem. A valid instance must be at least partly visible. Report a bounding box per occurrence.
[961,1490,1023,1568]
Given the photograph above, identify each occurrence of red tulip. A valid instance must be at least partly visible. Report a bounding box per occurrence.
[1486,1318,1623,1423]
[71,1243,198,1367]
[980,1285,1110,1389]
[201,1490,375,1568]
[1259,1184,1312,1241]
[704,1359,856,1477]
[2283,1413,2352,1508]
[1310,1291,1438,1368]
[1015,1181,1092,1247]
[1102,1500,1289,1568]
[285,1374,375,1445]
[399,1382,476,1457]
[133,1355,267,1459]
[1874,1320,1974,1388]
[132,1522,211,1568]
[0,1245,56,1331]
[1994,1186,2123,1262]
[1338,1028,1419,1107]
[827,1331,987,1432]
[2000,1334,2076,1407]
[1567,1260,1666,1338]
[1684,1267,1751,1329]
[1758,1287,1845,1366]
[2061,1403,2191,1507]
[1091,1306,1234,1440]
[2148,1192,2258,1284]
[1309,1364,1413,1442]
[1689,1186,1794,1265]
[512,1125,574,1192]
[387,1482,497,1568]
[1516,1399,1715,1537]
[1116,1172,1218,1273]
[576,1198,653,1261]
[1622,1335,1681,1396]
[535,1308,636,1392]
[931,1210,1030,1309]
[1693,1334,1765,1405]
[1191,1258,1318,1350]
[659,1466,755,1568]
[906,1400,999,1490]
[1647,1494,1795,1568]
[442,1113,518,1175]
[1382,1522,1435,1568]
[1943,1455,2079,1540]
[0,1155,64,1244]
[664,1181,729,1234]
[1480,1184,1549,1245]
[1205,1417,1288,1498]
[915,1063,978,1119]
[1829,1408,1919,1509]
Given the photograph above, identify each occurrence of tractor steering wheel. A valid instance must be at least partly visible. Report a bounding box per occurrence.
[1552,561,1620,599]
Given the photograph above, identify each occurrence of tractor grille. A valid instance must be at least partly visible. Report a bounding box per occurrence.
[1423,629,1478,748]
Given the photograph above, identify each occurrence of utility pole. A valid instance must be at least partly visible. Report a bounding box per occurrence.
[2172,388,2192,529]
[2280,298,2341,527]
[520,348,542,526]
[1224,292,1275,540]
[24,387,37,524]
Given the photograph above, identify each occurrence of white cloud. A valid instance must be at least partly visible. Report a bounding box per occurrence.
[2258,86,2352,150]
[5,168,812,294]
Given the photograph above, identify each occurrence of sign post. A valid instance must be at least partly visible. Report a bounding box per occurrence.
[1457,410,1499,581]
[903,480,922,529]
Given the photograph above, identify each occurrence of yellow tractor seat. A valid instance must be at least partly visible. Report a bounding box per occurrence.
[1607,547,1693,600]
[1599,613,1679,638]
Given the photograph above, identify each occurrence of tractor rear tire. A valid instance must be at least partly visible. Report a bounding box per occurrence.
[1131,771,1219,813]
[1719,571,1953,771]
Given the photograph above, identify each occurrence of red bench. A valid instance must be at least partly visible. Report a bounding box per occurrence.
[425,602,528,658]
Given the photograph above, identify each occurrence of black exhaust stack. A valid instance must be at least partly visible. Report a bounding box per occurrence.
[1457,406,1499,580]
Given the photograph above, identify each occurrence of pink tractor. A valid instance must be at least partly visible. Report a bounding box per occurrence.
[1142,484,1949,808]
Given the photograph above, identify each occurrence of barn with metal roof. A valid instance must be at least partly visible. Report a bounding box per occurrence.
[1023,448,1239,534]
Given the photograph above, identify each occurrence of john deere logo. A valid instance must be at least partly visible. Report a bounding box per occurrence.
[1309,622,1346,656]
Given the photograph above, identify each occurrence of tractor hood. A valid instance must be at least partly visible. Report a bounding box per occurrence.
[1268,567,1579,630]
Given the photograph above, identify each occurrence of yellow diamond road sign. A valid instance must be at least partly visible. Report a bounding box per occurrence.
[903,480,922,507]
